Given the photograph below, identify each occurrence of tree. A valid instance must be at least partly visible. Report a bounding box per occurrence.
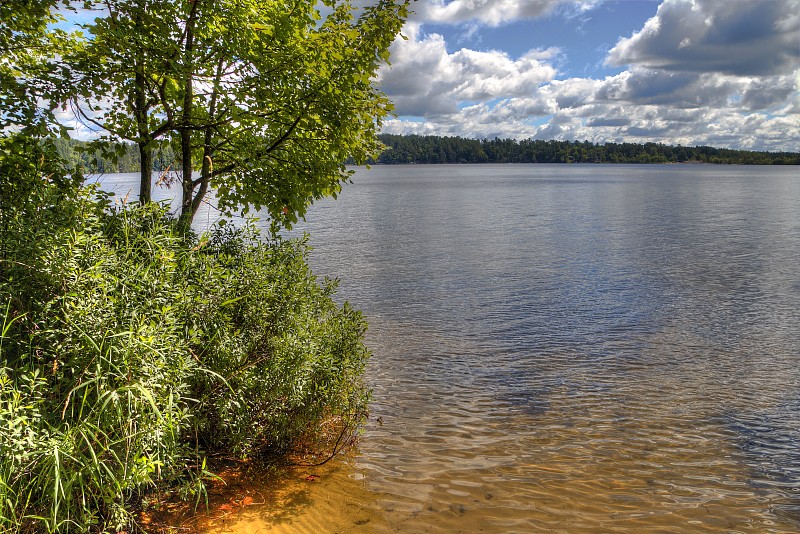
[70,0,182,204]
[3,5,391,529]
[1,0,62,133]
[72,0,410,230]
[1,1,81,245]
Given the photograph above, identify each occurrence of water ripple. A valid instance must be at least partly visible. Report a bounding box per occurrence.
[194,164,800,532]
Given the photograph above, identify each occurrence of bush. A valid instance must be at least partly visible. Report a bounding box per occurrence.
[0,169,370,532]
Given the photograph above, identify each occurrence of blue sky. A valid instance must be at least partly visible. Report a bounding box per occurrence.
[377,0,800,151]
[58,0,799,151]
[421,1,660,78]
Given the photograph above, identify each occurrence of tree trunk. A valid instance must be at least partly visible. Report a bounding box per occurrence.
[139,141,152,204]
[179,126,192,228]
[178,0,199,230]
[133,3,150,205]
[189,59,223,220]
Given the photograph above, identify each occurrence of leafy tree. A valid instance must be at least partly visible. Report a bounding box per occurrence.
[1,0,63,133]
[72,0,410,230]
[1,1,83,255]
[70,0,181,204]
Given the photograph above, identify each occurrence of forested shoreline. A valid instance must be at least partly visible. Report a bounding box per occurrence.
[60,135,799,175]
[375,135,800,165]
[52,137,174,174]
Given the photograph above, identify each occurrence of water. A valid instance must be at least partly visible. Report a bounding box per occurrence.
[88,171,226,229]
[100,165,800,532]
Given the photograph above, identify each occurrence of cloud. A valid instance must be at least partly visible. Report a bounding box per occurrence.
[376,0,799,152]
[586,117,630,127]
[740,75,798,111]
[607,0,800,76]
[381,65,800,151]
[413,0,599,27]
[593,68,767,110]
[379,26,557,116]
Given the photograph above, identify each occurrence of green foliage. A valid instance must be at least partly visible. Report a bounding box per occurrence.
[71,0,410,228]
[184,224,370,457]
[2,3,377,532]
[0,0,72,132]
[375,134,800,165]
[1,175,370,532]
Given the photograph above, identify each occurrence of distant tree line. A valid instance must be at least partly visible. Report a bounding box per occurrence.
[53,134,799,173]
[52,137,175,174]
[374,134,800,165]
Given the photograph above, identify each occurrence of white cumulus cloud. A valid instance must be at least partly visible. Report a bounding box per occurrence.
[412,0,601,26]
[607,0,800,76]
[377,0,800,151]
[379,25,557,116]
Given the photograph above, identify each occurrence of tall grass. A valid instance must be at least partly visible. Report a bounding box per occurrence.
[0,173,370,532]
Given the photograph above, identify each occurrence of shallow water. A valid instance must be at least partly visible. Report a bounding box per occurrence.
[104,165,800,532]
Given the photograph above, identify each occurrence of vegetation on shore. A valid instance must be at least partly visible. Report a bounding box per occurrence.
[56,134,799,176]
[1,0,408,532]
[1,164,370,532]
[52,138,173,175]
[374,135,800,165]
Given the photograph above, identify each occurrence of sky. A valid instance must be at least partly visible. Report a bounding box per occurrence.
[58,0,799,152]
[377,0,800,151]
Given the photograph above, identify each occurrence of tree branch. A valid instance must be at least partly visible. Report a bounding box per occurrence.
[264,113,303,155]
[71,100,128,140]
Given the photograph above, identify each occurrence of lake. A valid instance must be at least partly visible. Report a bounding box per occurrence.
[99,164,800,532]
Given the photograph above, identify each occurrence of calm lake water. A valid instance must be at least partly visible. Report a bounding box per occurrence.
[101,165,800,532]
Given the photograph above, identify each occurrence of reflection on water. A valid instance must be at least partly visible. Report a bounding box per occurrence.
[99,165,800,532]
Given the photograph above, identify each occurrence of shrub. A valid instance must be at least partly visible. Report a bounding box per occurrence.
[0,171,370,532]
